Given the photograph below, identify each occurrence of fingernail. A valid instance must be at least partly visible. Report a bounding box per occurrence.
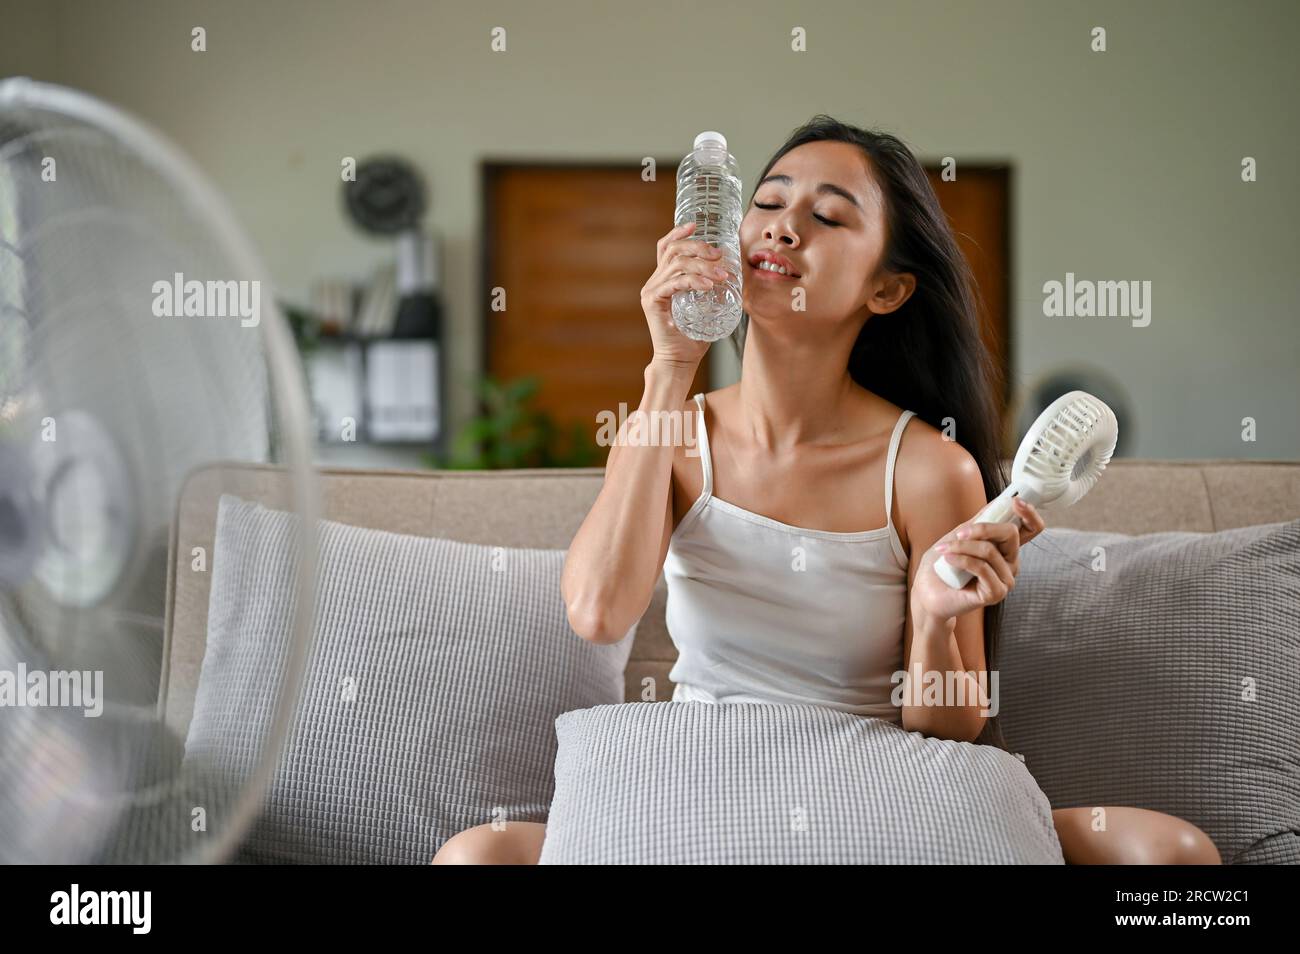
[935,543,948,552]
[957,529,969,539]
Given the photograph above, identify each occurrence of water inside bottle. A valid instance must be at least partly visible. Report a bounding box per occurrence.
[672,139,743,342]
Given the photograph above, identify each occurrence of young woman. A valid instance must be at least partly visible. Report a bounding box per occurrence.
[434,116,1220,865]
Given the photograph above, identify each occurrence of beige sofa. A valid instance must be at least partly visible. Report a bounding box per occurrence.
[160,459,1300,741]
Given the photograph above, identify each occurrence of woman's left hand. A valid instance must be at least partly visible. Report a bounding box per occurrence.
[910,497,1047,625]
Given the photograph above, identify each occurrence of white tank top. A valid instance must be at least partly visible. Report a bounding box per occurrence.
[663,392,917,723]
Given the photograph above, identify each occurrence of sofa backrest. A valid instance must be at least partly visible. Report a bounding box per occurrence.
[162,459,1300,739]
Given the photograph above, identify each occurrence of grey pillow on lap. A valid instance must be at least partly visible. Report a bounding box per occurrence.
[996,520,1300,865]
[183,494,634,864]
[538,701,1064,864]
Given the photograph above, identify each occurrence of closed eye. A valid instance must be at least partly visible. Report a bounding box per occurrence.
[753,201,841,227]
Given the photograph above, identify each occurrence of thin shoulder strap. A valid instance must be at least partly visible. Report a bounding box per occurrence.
[692,392,713,498]
[884,410,917,566]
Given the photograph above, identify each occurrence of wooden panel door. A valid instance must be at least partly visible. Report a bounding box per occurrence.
[483,163,709,464]
[924,165,1012,412]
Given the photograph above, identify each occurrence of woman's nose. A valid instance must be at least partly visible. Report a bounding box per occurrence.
[764,217,799,248]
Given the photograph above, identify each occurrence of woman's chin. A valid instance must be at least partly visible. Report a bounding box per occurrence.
[743,301,816,324]
[743,278,813,310]
[741,307,848,344]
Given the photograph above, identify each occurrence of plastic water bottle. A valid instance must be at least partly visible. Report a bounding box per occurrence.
[671,131,743,342]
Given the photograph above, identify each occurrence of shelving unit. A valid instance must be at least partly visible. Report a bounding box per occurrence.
[301,326,446,462]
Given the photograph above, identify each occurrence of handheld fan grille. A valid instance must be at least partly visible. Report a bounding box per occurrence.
[934,390,1119,589]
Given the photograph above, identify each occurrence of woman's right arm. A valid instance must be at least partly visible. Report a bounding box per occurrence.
[561,361,695,643]
[561,222,727,643]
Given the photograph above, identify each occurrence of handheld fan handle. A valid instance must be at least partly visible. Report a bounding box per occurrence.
[933,486,1026,590]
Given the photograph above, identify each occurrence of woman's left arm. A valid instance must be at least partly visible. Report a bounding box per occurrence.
[897,443,1045,742]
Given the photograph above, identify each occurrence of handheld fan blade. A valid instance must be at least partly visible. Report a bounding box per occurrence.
[934,390,1118,590]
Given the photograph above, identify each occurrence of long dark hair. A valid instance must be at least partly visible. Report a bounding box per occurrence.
[733,115,1011,750]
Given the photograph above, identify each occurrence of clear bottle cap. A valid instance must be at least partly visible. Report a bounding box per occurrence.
[694,131,727,151]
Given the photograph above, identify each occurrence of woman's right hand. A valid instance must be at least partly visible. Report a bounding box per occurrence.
[640,221,728,372]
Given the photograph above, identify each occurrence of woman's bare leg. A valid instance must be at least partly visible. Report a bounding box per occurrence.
[1051,807,1221,864]
[433,810,1222,864]
[431,821,547,864]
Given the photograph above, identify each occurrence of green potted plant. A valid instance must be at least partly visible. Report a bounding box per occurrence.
[428,375,600,469]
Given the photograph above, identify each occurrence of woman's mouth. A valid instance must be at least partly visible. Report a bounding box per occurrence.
[749,260,801,281]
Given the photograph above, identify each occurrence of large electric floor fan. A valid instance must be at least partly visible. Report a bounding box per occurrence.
[0,78,320,862]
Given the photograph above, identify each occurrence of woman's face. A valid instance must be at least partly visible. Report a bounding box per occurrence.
[739,140,914,329]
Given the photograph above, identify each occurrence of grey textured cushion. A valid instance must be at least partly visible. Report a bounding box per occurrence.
[538,701,1064,864]
[183,493,635,864]
[997,519,1300,865]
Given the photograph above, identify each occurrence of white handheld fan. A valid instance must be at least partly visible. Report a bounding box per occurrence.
[934,390,1118,589]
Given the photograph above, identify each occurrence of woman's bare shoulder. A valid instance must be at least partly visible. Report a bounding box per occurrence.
[668,387,719,520]
[897,416,979,480]
[697,382,738,409]
[891,411,983,552]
